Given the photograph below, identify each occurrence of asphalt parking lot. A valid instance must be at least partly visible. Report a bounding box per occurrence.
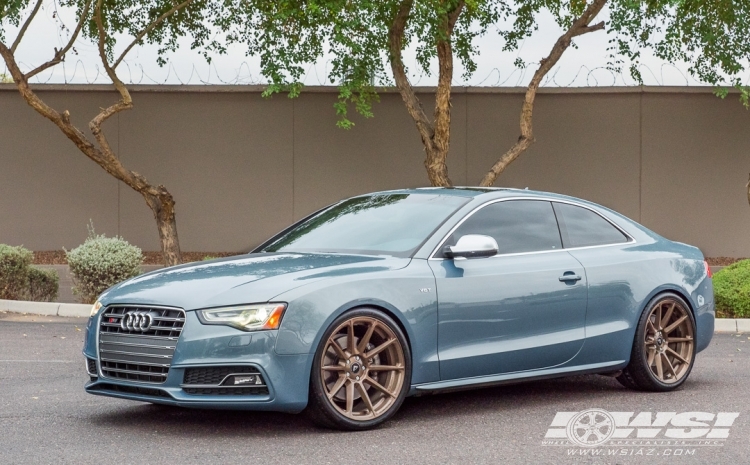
[1,312,748,465]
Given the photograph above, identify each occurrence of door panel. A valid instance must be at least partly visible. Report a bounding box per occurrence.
[431,252,587,380]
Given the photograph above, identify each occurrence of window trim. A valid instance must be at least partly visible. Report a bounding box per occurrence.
[428,197,635,260]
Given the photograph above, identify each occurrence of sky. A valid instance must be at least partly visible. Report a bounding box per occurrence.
[2,2,715,88]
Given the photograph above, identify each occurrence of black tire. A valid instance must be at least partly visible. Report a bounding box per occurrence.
[617,292,696,392]
[306,308,411,430]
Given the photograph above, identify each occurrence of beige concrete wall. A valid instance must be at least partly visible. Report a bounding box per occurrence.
[0,85,748,257]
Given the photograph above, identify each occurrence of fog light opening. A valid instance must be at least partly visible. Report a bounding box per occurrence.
[224,374,265,386]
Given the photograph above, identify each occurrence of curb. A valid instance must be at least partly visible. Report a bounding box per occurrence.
[0,299,90,318]
[1,299,749,331]
[715,318,750,333]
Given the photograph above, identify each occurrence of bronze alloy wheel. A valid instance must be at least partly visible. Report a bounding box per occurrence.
[643,299,695,384]
[307,309,411,430]
[617,293,697,392]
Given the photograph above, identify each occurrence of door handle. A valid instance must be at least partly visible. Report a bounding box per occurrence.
[559,274,582,282]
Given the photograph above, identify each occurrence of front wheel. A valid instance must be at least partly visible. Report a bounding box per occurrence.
[617,293,696,391]
[306,308,411,430]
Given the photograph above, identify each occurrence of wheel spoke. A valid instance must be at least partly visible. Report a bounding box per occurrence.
[355,383,374,414]
[668,336,693,343]
[661,303,675,329]
[365,338,396,359]
[647,346,656,366]
[347,320,355,355]
[662,353,677,378]
[329,340,347,361]
[366,375,396,398]
[345,381,354,413]
[664,315,688,334]
[666,347,690,365]
[368,365,404,372]
[326,375,346,400]
[656,305,663,329]
[322,365,345,372]
[655,351,664,379]
[357,321,377,354]
[647,319,658,335]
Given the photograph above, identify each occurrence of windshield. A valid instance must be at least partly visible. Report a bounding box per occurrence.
[261,193,468,257]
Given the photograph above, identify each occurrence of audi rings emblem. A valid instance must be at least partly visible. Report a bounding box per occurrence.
[121,311,156,332]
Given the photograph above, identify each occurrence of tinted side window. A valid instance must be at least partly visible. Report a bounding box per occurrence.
[443,200,562,256]
[553,202,628,248]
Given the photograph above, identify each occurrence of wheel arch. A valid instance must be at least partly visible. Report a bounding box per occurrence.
[315,299,415,359]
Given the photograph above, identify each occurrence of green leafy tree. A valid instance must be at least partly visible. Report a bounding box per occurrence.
[225,0,505,187]
[0,0,223,266]
[235,0,658,187]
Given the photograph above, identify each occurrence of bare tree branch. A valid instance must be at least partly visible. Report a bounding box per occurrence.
[479,0,608,186]
[0,40,105,166]
[388,0,434,148]
[112,0,194,69]
[90,0,132,161]
[25,0,93,79]
[10,0,43,53]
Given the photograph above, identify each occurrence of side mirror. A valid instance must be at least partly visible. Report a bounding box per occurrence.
[443,234,499,259]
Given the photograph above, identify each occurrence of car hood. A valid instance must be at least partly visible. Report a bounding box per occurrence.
[99,252,410,311]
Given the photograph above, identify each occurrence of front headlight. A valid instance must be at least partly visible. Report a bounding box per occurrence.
[197,303,287,332]
[90,301,103,318]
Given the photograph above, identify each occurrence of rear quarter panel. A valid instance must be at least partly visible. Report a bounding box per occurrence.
[565,208,714,367]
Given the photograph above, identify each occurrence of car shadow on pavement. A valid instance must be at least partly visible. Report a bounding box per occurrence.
[85,373,713,435]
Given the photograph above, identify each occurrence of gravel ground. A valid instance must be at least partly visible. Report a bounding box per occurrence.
[1,313,748,465]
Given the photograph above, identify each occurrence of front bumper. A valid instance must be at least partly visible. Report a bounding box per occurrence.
[83,311,311,413]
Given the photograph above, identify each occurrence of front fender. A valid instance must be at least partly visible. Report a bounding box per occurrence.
[272,259,439,385]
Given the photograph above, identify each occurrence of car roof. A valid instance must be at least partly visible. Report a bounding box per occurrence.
[369,186,576,201]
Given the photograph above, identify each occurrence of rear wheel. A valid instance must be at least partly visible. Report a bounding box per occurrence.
[617,293,696,391]
[307,308,411,430]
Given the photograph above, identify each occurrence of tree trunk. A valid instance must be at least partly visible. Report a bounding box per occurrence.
[479,0,607,187]
[747,173,750,207]
[388,0,463,187]
[145,190,182,266]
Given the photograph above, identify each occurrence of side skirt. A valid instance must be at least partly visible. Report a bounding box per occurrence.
[411,360,626,395]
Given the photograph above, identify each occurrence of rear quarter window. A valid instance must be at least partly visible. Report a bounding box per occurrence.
[553,202,629,248]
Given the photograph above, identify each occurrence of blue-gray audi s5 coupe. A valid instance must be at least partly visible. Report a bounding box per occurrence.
[83,187,714,430]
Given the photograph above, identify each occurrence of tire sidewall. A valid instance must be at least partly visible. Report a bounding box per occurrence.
[309,307,412,430]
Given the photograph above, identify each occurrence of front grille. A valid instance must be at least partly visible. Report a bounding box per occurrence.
[183,366,269,396]
[98,305,184,384]
[184,366,261,385]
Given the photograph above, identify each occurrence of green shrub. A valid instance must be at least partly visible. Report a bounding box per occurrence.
[713,259,750,318]
[0,244,33,300]
[25,267,59,302]
[66,228,143,304]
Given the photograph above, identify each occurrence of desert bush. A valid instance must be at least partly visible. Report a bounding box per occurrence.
[25,267,59,302]
[66,228,143,304]
[713,259,750,318]
[0,244,33,300]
